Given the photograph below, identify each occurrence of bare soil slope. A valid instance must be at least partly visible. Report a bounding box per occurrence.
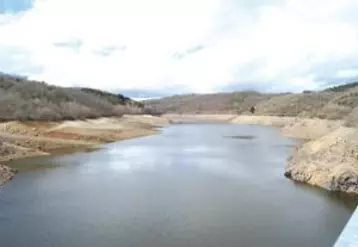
[285,127,358,193]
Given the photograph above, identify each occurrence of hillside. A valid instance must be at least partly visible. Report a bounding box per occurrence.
[0,73,155,121]
[147,91,280,114]
[324,82,358,92]
[146,82,358,126]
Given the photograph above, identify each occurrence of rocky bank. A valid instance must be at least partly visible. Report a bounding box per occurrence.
[0,164,16,185]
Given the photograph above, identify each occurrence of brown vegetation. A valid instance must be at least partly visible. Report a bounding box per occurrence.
[146,82,358,127]
[146,92,277,114]
[0,73,160,121]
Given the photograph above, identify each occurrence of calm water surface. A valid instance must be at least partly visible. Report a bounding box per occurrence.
[1,124,357,247]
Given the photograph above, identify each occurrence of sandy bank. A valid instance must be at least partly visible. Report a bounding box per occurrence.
[231,115,294,127]
[281,118,344,140]
[164,114,237,123]
[0,115,169,185]
[285,127,358,194]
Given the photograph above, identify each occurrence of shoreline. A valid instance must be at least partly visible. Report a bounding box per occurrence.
[0,115,168,186]
[2,113,358,195]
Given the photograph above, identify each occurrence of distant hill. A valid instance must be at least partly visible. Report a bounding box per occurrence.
[0,73,155,121]
[146,91,280,114]
[145,82,358,127]
[324,82,358,92]
[80,88,144,108]
[2,71,358,126]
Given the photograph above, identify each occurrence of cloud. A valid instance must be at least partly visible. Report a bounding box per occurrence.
[0,0,358,95]
[53,39,83,52]
[93,45,127,57]
[172,45,206,61]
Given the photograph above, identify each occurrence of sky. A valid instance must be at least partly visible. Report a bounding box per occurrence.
[1,0,358,98]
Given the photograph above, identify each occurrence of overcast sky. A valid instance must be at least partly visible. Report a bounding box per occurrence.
[1,0,358,97]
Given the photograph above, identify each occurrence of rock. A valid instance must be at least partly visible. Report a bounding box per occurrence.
[284,171,292,178]
[329,172,358,193]
[0,164,17,185]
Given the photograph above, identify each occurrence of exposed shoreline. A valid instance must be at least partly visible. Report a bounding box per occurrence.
[2,113,358,195]
[0,115,169,186]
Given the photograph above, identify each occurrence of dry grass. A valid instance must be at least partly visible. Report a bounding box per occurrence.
[0,73,158,121]
[146,92,276,114]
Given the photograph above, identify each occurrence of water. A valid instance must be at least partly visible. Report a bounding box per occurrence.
[0,124,357,247]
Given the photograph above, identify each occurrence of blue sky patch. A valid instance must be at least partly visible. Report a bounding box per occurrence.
[0,0,34,13]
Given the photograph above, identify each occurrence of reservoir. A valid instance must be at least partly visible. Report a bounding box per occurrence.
[0,124,357,247]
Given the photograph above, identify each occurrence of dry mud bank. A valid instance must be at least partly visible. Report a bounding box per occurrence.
[0,115,169,185]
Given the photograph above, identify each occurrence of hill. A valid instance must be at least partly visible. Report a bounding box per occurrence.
[145,82,358,127]
[0,73,156,121]
[323,81,358,92]
[146,91,280,114]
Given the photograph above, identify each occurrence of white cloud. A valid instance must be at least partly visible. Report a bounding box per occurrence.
[1,0,358,94]
[337,69,358,79]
